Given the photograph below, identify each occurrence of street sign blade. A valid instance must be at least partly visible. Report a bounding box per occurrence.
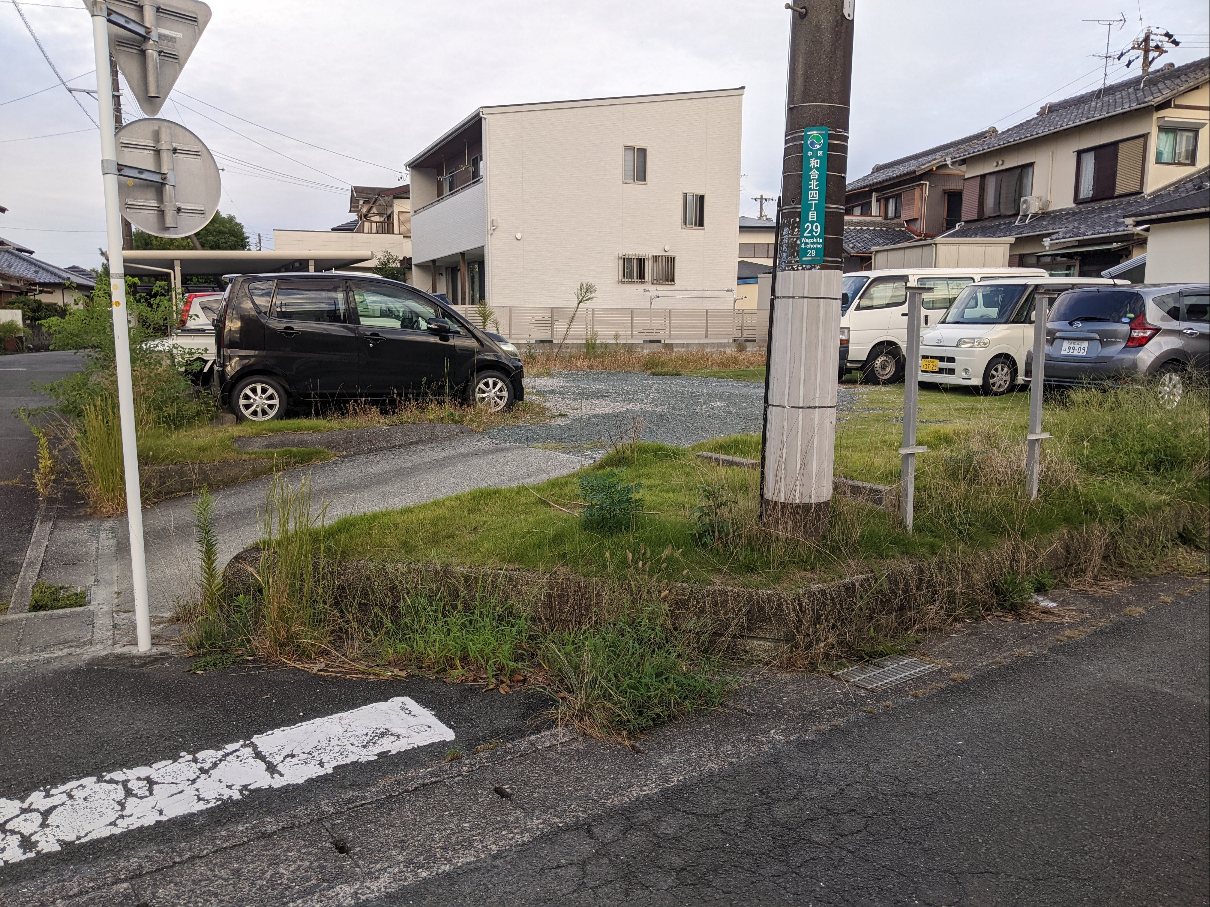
[798,127,829,266]
[116,118,220,237]
[107,0,211,117]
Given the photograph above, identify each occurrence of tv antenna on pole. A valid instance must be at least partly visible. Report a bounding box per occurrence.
[1084,13,1127,89]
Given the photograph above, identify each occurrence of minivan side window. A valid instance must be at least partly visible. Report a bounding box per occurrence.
[348,281,462,334]
[1180,291,1209,323]
[918,277,974,311]
[245,279,275,315]
[856,277,907,310]
[271,280,348,323]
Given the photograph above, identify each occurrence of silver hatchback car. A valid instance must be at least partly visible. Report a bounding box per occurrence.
[1041,284,1209,405]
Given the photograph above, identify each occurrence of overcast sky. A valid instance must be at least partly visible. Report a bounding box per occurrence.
[1,0,1207,267]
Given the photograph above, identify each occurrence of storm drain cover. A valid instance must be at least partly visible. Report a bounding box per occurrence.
[833,655,938,691]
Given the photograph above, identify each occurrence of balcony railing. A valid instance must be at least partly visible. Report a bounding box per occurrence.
[413,176,484,216]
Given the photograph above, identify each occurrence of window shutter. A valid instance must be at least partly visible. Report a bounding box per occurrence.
[961,176,981,220]
[1115,136,1145,195]
[1092,145,1118,201]
[901,186,920,220]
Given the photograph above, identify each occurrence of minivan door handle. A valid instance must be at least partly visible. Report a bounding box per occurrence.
[1183,328,1200,336]
[278,326,300,338]
[363,331,384,347]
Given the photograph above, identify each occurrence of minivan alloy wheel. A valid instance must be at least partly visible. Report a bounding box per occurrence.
[473,374,511,412]
[236,379,283,421]
[1157,369,1184,409]
[984,358,1015,396]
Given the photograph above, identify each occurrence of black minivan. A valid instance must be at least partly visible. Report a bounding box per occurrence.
[214,272,524,421]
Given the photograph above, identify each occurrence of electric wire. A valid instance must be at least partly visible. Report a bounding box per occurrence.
[0,126,95,143]
[7,0,99,126]
[0,68,93,106]
[173,89,405,178]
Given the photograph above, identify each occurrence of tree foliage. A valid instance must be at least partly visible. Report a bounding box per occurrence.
[132,210,249,251]
[372,250,407,283]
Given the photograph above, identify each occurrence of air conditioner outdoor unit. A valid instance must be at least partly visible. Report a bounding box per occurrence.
[1019,195,1049,216]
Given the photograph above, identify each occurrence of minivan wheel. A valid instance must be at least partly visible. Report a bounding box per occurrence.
[233,376,286,421]
[863,346,904,384]
[980,356,1017,396]
[470,371,514,412]
[1156,366,1184,409]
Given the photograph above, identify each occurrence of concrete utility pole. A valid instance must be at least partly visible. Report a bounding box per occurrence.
[759,0,855,535]
[752,193,775,219]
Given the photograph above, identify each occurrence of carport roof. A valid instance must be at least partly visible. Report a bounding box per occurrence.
[123,250,372,276]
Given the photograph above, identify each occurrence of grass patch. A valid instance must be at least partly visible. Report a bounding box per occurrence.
[525,346,766,378]
[29,582,87,612]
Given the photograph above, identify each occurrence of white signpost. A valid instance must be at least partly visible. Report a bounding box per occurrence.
[87,0,213,652]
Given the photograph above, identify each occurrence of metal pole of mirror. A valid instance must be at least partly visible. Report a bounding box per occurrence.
[1025,291,1054,501]
[89,0,152,652]
[899,285,927,531]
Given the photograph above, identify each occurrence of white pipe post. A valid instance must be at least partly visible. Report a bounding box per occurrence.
[899,285,927,531]
[89,1,152,652]
[1025,292,1053,501]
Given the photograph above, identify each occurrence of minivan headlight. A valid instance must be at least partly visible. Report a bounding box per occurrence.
[956,337,991,349]
[839,326,850,341]
[498,340,521,358]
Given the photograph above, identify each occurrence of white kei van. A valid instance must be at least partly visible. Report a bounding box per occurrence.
[840,268,1047,382]
[918,277,1126,395]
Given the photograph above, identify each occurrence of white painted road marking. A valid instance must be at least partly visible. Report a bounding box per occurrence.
[0,697,453,865]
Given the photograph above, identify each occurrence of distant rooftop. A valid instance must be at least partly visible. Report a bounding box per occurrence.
[847,129,998,193]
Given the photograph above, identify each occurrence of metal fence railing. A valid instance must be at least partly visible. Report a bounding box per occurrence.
[449,306,762,344]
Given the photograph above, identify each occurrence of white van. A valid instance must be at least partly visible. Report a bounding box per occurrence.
[918,277,1126,395]
[840,268,1047,382]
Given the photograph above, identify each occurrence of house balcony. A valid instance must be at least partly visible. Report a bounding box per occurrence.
[411,177,487,264]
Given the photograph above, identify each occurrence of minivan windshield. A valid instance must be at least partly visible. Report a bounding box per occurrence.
[941,284,1028,324]
[841,275,868,313]
[1050,288,1143,324]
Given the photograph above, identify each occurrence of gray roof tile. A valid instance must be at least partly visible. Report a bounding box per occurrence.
[843,223,918,253]
[969,58,1209,159]
[0,249,84,286]
[847,129,998,192]
[1126,167,1210,221]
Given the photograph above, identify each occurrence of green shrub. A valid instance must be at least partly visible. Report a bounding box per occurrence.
[29,582,86,612]
[71,398,125,515]
[538,607,729,739]
[579,470,642,534]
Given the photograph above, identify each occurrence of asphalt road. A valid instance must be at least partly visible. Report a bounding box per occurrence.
[389,590,1208,907]
[1,578,1204,905]
[0,351,86,605]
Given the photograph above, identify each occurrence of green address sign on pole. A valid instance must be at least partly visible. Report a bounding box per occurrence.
[798,126,829,266]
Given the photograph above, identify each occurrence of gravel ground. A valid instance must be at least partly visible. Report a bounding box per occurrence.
[490,371,860,457]
[233,422,468,455]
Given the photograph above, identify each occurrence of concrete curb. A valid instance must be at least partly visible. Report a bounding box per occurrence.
[8,500,52,614]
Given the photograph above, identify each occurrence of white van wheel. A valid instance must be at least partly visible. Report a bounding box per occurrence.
[863,346,904,384]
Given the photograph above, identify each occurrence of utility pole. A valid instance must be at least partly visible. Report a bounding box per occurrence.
[1123,26,1180,75]
[110,53,134,250]
[752,193,775,219]
[759,0,855,535]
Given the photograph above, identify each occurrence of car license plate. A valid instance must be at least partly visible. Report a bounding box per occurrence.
[1061,340,1089,356]
[920,358,940,373]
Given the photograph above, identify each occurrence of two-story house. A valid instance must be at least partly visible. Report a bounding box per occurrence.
[273,184,412,272]
[947,59,1209,275]
[844,129,998,237]
[407,88,743,308]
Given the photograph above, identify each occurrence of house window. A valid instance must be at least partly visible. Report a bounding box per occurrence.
[1075,136,1146,202]
[619,254,648,283]
[738,242,775,258]
[652,254,676,285]
[880,194,901,220]
[470,155,482,180]
[981,164,1034,217]
[848,202,872,216]
[682,193,705,228]
[944,191,964,229]
[624,146,647,183]
[1156,127,1199,165]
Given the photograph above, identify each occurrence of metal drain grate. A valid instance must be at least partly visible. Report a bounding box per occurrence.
[833,655,938,691]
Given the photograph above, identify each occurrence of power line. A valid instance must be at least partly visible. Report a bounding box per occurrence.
[0,126,94,143]
[169,97,350,184]
[7,0,99,126]
[0,68,93,106]
[174,89,405,178]
[990,61,1128,127]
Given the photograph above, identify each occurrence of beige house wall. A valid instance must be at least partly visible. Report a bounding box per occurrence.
[1143,218,1210,283]
[1146,83,1210,193]
[482,90,743,309]
[272,230,410,264]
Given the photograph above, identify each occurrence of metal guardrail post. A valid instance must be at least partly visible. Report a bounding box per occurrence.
[1025,292,1054,501]
[899,285,927,531]
[704,309,710,339]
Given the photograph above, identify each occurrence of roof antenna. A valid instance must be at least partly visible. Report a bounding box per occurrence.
[1083,13,1127,91]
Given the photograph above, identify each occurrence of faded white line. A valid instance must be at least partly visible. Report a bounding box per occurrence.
[0,697,453,865]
